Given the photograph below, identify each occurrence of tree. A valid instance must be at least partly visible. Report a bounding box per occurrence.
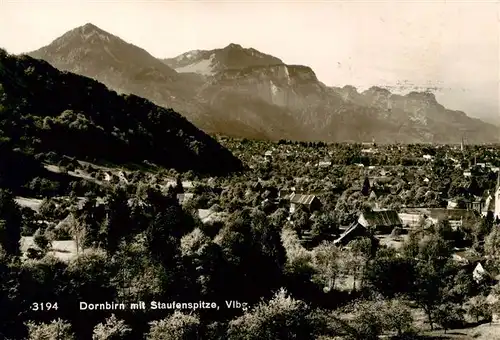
[347,299,385,340]
[147,311,200,340]
[26,319,75,340]
[112,237,167,302]
[382,298,415,337]
[347,237,373,290]
[485,226,500,266]
[474,211,495,241]
[269,208,289,228]
[101,187,132,254]
[310,212,338,243]
[466,295,491,323]
[33,227,50,252]
[92,314,132,340]
[361,177,371,196]
[144,192,183,265]
[227,288,324,340]
[418,233,453,269]
[0,189,22,256]
[407,233,455,331]
[281,227,314,278]
[434,219,454,241]
[175,176,184,194]
[434,303,465,333]
[290,208,310,238]
[311,241,341,291]
[365,248,416,298]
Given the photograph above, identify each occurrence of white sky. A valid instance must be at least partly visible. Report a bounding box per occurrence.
[1,0,499,122]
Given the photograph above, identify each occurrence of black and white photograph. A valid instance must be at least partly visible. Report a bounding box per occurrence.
[1,0,500,339]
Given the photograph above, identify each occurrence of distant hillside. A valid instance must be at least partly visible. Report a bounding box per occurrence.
[0,49,243,175]
[330,86,500,143]
[26,24,500,144]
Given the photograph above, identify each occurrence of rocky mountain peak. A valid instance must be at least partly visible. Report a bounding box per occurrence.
[224,43,244,50]
[406,91,437,102]
[81,23,101,32]
[363,86,392,95]
[59,23,114,45]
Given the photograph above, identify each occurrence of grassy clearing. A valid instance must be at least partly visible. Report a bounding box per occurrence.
[20,236,78,262]
[15,197,43,212]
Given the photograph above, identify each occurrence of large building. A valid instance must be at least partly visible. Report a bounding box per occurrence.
[333,209,402,247]
[288,193,321,214]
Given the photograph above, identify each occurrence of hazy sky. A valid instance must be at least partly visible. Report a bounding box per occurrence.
[1,0,499,122]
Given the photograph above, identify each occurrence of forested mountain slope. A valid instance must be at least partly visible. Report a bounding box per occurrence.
[0,49,243,175]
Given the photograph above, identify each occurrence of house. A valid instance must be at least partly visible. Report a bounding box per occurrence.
[261,187,279,200]
[288,193,321,214]
[177,193,194,205]
[182,181,194,189]
[472,262,494,283]
[102,171,113,182]
[368,176,391,186]
[358,210,403,234]
[447,199,459,209]
[164,180,177,189]
[452,247,483,264]
[369,191,378,200]
[423,154,433,160]
[197,209,227,224]
[403,172,416,184]
[333,222,370,246]
[117,171,129,183]
[398,212,431,228]
[76,197,106,210]
[482,194,495,217]
[463,170,472,178]
[467,197,485,213]
[317,161,332,168]
[55,213,77,231]
[252,182,264,192]
[264,151,273,159]
[406,208,477,230]
[278,189,294,200]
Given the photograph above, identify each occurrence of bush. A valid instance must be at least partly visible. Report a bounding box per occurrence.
[147,312,200,340]
[92,314,132,340]
[25,319,75,340]
[33,228,50,251]
[26,247,43,259]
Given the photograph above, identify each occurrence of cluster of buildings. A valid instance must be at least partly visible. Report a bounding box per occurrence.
[286,171,500,249]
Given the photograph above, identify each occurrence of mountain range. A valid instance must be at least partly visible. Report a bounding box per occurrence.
[25,23,500,144]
